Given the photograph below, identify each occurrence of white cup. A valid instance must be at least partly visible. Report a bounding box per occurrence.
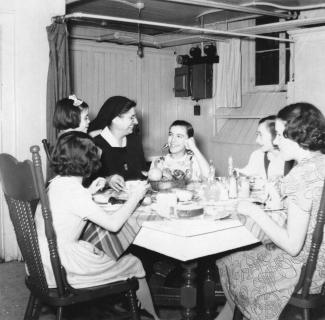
[156,192,177,218]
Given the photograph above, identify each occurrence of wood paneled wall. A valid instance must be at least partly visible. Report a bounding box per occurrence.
[70,41,178,158]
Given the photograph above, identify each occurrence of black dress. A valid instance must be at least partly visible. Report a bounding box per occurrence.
[94,133,147,180]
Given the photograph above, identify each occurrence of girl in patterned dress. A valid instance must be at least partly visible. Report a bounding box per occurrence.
[216,102,325,320]
[151,120,210,182]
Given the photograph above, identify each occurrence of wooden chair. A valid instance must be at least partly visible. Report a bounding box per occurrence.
[0,146,140,320]
[233,181,325,320]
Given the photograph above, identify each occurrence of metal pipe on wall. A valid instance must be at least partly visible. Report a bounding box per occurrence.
[63,12,293,43]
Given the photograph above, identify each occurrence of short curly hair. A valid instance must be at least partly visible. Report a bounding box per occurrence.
[53,97,89,130]
[51,131,101,177]
[277,102,325,153]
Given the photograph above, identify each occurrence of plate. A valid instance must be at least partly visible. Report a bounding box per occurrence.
[114,191,129,201]
[264,207,284,211]
[93,193,109,204]
[204,211,230,220]
[97,203,123,211]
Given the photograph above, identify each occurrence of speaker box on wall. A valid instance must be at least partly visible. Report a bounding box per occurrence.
[191,63,213,100]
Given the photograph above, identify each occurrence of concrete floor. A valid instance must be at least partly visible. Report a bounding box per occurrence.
[2,261,325,320]
[0,261,181,320]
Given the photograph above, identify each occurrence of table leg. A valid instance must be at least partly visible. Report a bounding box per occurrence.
[200,258,223,320]
[180,261,198,320]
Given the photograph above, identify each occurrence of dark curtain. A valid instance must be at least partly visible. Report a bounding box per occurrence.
[46,22,71,147]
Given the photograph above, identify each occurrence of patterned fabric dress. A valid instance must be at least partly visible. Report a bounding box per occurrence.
[217,153,325,320]
[151,153,202,181]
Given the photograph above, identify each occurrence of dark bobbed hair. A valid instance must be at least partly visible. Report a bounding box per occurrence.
[88,96,136,132]
[51,131,101,178]
[169,120,194,138]
[53,97,89,130]
[258,115,276,141]
[277,102,325,153]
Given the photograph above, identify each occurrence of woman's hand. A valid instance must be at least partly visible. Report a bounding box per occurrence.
[185,137,197,152]
[107,174,125,192]
[237,200,264,219]
[88,177,106,195]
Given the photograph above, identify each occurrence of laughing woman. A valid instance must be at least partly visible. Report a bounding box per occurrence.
[88,96,147,191]
[151,120,210,182]
[216,102,325,320]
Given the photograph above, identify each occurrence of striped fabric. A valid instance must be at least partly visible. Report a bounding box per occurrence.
[82,207,162,260]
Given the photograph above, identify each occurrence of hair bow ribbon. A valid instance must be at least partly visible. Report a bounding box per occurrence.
[69,94,83,107]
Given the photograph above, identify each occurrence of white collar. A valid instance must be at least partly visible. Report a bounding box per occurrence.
[100,126,127,147]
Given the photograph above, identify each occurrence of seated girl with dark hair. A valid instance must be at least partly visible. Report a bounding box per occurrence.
[151,120,210,181]
[35,131,159,320]
[236,115,294,180]
[53,95,90,135]
[215,102,325,320]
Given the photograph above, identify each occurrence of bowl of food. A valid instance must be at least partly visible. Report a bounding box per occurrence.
[149,179,175,192]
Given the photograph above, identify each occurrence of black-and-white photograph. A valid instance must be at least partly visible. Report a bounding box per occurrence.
[1,1,325,319]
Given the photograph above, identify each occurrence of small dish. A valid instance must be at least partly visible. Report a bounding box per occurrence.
[98,203,123,211]
[204,212,230,220]
[264,207,284,212]
[93,193,108,204]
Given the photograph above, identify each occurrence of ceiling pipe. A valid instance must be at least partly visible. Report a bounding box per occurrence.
[196,1,325,21]
[160,0,292,19]
[63,12,293,43]
[242,1,325,11]
[233,15,325,34]
[154,35,226,48]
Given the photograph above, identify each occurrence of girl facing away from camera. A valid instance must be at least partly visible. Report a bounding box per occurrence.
[215,102,325,320]
[34,131,159,320]
[53,94,90,135]
[151,120,210,182]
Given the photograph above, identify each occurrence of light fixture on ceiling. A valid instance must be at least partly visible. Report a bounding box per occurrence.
[137,2,144,58]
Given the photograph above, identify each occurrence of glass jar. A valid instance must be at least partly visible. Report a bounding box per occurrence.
[238,176,250,199]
